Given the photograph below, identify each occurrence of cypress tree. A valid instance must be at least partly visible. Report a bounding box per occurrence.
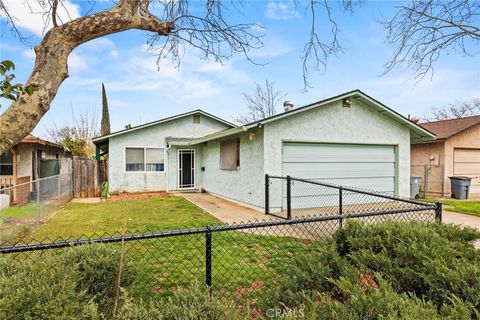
[100,83,111,135]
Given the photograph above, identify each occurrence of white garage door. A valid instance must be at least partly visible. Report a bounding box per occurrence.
[454,148,480,195]
[283,143,396,193]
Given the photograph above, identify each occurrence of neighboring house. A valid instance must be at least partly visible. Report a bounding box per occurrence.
[0,135,72,194]
[93,90,435,211]
[411,116,480,198]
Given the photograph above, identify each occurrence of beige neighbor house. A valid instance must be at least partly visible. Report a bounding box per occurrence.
[411,116,480,198]
[0,135,72,204]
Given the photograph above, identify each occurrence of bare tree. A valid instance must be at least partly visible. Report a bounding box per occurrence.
[233,80,286,124]
[424,98,480,121]
[383,0,480,80]
[43,107,99,156]
[0,0,365,153]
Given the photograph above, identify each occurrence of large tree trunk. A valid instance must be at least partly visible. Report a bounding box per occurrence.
[0,0,172,153]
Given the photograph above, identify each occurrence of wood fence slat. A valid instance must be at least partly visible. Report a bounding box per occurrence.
[72,158,107,198]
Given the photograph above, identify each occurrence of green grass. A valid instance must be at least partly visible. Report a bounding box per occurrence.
[441,200,480,217]
[32,196,221,239]
[419,198,480,217]
[0,203,37,219]
[25,196,316,300]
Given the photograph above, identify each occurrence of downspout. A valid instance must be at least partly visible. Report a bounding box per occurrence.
[165,144,171,192]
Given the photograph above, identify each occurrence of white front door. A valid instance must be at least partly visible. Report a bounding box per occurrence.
[178,149,195,189]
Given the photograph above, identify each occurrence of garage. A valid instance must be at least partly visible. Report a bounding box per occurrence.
[454,148,480,195]
[283,142,397,198]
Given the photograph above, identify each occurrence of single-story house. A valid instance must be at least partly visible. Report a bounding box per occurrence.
[92,90,435,211]
[0,135,72,204]
[411,116,480,198]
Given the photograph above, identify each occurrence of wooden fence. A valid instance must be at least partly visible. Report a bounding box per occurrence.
[72,158,108,198]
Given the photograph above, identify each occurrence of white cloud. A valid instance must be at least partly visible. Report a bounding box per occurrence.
[0,0,80,36]
[68,53,88,70]
[109,50,120,58]
[83,38,115,51]
[265,2,299,20]
[22,49,36,59]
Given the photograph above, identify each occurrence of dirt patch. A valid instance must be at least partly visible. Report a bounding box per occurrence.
[107,191,171,201]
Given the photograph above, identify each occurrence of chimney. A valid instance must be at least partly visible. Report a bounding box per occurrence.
[283,100,294,112]
[411,116,420,124]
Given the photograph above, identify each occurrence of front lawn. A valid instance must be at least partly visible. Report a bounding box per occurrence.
[23,195,315,300]
[32,196,221,239]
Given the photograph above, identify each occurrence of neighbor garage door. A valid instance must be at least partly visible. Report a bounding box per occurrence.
[454,148,480,195]
[282,142,396,193]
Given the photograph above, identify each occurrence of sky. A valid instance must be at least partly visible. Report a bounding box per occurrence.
[0,0,479,138]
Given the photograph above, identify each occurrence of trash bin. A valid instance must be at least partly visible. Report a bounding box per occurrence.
[449,176,472,199]
[410,175,422,199]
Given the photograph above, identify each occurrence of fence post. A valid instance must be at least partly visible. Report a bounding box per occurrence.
[36,179,40,222]
[57,175,61,204]
[435,201,442,223]
[265,174,269,215]
[205,225,212,289]
[286,175,292,220]
[423,163,428,199]
[339,186,343,228]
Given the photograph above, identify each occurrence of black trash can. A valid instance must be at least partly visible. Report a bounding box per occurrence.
[410,175,422,199]
[449,176,472,199]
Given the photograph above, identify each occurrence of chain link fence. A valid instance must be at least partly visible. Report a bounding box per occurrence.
[0,174,73,244]
[411,164,445,198]
[266,175,439,222]
[0,197,440,300]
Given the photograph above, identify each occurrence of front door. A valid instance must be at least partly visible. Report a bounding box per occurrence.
[178,150,195,189]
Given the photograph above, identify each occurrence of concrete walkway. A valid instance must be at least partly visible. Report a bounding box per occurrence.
[177,192,269,224]
[443,208,480,249]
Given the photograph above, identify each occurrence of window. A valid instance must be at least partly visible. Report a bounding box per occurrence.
[220,139,240,170]
[193,114,201,124]
[146,148,164,171]
[126,148,164,172]
[0,152,13,175]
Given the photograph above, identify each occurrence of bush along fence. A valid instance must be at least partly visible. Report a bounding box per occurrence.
[0,181,441,300]
[265,174,442,222]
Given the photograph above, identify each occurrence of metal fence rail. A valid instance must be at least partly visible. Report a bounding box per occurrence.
[265,174,440,221]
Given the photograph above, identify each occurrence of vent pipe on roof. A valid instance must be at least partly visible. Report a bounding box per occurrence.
[411,116,420,124]
[283,101,294,112]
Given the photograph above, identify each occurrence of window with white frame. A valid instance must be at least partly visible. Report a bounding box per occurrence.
[126,147,164,172]
[0,151,13,175]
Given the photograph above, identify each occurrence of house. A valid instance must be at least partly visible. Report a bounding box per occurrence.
[92,90,435,211]
[411,116,480,198]
[0,135,72,204]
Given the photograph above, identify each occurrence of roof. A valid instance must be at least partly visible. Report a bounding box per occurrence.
[19,135,65,149]
[189,89,436,145]
[419,116,480,140]
[92,109,235,145]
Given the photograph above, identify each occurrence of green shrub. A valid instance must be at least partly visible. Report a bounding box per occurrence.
[259,243,356,310]
[315,277,473,320]
[116,282,251,320]
[63,244,135,311]
[0,244,133,319]
[0,253,99,320]
[334,221,480,312]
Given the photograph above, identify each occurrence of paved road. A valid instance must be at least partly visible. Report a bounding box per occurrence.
[443,209,480,249]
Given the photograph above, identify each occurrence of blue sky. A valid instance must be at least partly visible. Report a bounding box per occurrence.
[0,0,479,137]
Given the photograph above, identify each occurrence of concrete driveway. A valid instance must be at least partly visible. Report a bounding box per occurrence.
[178,192,480,246]
[177,192,268,224]
[443,208,480,249]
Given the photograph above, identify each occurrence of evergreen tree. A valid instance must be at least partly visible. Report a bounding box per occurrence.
[100,83,111,136]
